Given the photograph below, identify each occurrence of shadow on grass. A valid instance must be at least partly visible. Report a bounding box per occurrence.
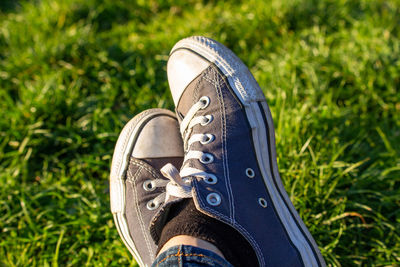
[0,0,21,14]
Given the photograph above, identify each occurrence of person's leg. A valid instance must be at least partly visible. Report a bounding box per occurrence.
[152,197,258,266]
[153,244,232,267]
[158,235,224,258]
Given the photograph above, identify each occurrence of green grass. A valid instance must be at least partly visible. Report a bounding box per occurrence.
[0,0,399,266]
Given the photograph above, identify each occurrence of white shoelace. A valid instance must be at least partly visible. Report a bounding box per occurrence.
[147,97,216,210]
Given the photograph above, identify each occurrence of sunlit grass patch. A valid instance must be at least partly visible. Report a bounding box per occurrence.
[1,0,399,266]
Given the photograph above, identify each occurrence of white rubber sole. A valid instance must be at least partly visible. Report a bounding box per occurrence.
[170,36,326,267]
[110,109,176,267]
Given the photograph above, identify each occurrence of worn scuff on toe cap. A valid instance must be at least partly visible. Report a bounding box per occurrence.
[170,36,266,104]
[167,49,210,106]
[132,115,184,159]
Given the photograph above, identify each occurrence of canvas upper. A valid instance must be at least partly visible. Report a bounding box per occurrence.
[157,36,326,267]
[110,109,184,267]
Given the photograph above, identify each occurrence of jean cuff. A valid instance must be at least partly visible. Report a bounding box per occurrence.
[152,244,233,267]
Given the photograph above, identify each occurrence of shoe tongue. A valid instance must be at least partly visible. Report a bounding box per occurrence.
[150,71,206,243]
[141,157,183,172]
[145,157,187,244]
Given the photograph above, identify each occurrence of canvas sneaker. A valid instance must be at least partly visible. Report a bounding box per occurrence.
[109,109,184,267]
[160,36,326,267]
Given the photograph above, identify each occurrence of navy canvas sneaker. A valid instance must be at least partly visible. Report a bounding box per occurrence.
[110,109,184,267]
[162,36,326,267]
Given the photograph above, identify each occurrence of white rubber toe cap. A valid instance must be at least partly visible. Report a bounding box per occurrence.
[167,49,210,106]
[132,114,183,158]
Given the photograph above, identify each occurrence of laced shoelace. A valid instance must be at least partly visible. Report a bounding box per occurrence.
[145,96,219,210]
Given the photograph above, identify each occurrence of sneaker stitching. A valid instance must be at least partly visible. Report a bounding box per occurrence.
[193,68,266,267]
[128,166,156,259]
[177,246,181,266]
[193,75,201,105]
[129,158,162,181]
[194,181,265,267]
[202,67,218,87]
[156,251,229,267]
[212,67,235,222]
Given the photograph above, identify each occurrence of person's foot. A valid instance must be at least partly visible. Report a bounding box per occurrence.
[162,36,326,267]
[109,109,184,267]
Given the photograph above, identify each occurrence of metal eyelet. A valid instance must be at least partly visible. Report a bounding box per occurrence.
[146,200,160,210]
[201,134,215,145]
[207,193,221,206]
[200,153,214,164]
[204,174,218,185]
[143,180,156,191]
[201,115,213,126]
[258,198,267,208]
[245,168,255,178]
[199,96,210,109]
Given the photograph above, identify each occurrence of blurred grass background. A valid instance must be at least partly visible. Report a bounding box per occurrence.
[0,0,399,266]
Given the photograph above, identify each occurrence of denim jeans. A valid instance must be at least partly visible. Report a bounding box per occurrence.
[151,245,233,267]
